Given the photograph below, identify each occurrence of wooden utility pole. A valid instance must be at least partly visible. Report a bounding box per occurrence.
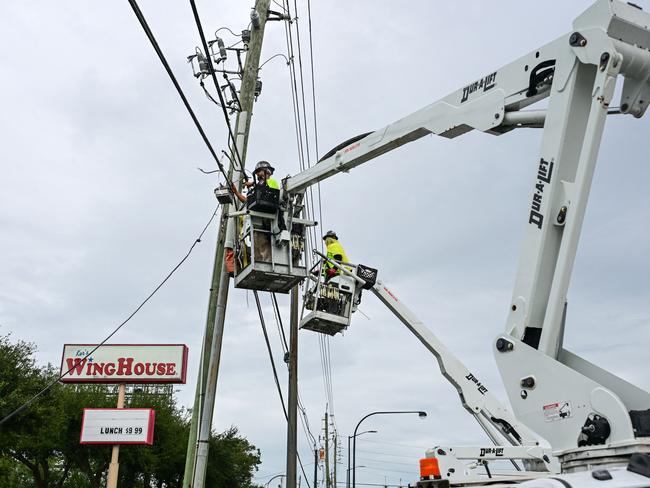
[313,447,319,488]
[325,412,331,488]
[333,434,337,488]
[183,1,272,487]
[182,225,226,487]
[286,286,300,488]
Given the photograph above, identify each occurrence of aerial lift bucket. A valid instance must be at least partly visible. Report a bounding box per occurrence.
[229,186,312,294]
[300,273,357,335]
[300,252,377,335]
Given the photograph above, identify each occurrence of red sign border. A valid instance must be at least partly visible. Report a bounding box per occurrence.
[80,408,156,445]
[60,344,188,384]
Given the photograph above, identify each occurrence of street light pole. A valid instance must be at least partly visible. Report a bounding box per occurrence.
[347,435,351,488]
[346,430,377,488]
[352,411,427,488]
[265,474,286,488]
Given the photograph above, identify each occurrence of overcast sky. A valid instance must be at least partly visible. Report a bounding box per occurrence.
[2,1,650,486]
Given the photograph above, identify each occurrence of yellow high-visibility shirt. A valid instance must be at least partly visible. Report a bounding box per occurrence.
[326,240,348,267]
[267,178,280,189]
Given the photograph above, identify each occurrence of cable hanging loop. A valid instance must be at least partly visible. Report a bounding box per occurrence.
[259,53,291,70]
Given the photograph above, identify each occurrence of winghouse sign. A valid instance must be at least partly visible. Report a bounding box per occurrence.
[60,344,188,384]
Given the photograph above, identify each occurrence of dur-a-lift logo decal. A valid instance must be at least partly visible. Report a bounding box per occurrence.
[461,72,497,103]
[528,158,554,229]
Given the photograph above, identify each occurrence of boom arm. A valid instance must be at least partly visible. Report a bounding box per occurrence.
[284,1,649,195]
[371,279,547,458]
[283,35,557,194]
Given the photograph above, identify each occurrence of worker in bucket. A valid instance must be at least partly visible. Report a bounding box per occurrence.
[322,230,349,281]
[226,160,280,275]
[231,160,279,203]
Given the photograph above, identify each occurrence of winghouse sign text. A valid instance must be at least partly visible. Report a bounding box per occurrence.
[60,344,188,384]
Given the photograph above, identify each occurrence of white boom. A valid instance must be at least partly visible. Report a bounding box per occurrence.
[306,251,555,475]
[281,0,650,468]
[371,280,553,470]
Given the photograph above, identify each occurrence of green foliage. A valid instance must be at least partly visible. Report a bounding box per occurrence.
[0,334,262,487]
[206,427,262,488]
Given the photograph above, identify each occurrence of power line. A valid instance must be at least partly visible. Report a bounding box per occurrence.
[199,79,223,108]
[264,0,336,473]
[271,293,290,354]
[269,293,317,449]
[272,0,331,454]
[0,206,220,427]
[255,291,288,419]
[306,0,325,250]
[284,0,335,426]
[334,482,409,488]
[357,439,431,450]
[355,456,418,467]
[305,0,320,160]
[253,291,312,488]
[353,464,418,476]
[126,0,235,188]
[187,0,247,178]
[354,449,422,460]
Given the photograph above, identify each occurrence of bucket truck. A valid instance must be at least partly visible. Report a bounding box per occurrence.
[220,0,650,483]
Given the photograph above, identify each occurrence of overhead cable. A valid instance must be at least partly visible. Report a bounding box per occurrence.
[269,293,317,448]
[284,0,319,253]
[306,0,325,249]
[253,291,312,488]
[187,0,247,178]
[126,0,234,188]
[0,206,220,427]
[281,0,336,428]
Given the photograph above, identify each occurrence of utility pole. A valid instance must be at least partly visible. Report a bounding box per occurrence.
[346,435,351,488]
[333,434,337,488]
[313,447,318,488]
[286,286,299,488]
[182,220,227,487]
[325,412,330,488]
[184,1,273,487]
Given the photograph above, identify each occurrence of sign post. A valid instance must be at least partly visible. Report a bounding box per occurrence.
[106,383,126,488]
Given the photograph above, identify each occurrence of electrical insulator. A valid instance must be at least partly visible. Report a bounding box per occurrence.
[241,29,251,44]
[197,51,211,76]
[216,37,227,62]
[255,79,263,99]
[250,8,261,29]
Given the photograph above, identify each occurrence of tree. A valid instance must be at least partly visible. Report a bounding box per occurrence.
[0,335,88,488]
[206,426,262,488]
[0,334,263,487]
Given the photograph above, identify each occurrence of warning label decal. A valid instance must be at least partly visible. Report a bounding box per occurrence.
[543,401,571,422]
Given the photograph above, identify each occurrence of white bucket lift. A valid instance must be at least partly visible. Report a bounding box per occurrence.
[300,251,377,336]
[231,185,316,294]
